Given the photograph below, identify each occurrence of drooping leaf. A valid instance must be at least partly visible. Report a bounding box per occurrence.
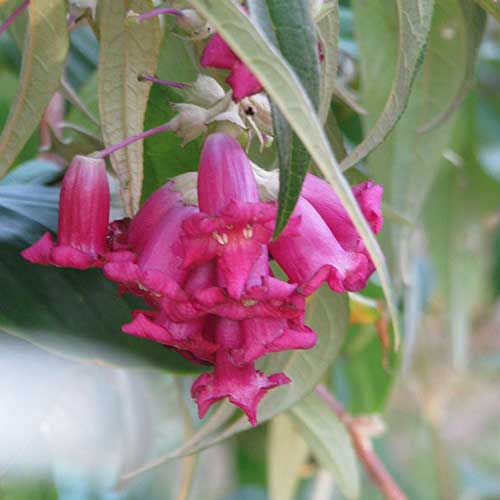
[98,0,161,215]
[341,0,434,171]
[0,169,202,374]
[119,287,349,481]
[317,0,339,123]
[249,0,321,237]
[353,0,474,278]
[290,392,360,500]
[0,0,69,177]
[187,0,401,348]
[267,413,309,500]
[418,0,486,133]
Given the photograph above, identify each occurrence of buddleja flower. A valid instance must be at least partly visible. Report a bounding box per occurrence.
[22,155,111,269]
[21,128,383,426]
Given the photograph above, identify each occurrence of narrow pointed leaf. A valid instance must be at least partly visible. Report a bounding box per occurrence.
[98,0,161,215]
[291,392,360,500]
[340,0,434,170]
[0,0,68,177]
[418,0,486,133]
[268,414,309,500]
[249,0,320,237]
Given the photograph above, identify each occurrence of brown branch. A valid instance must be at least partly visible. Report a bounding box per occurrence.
[316,385,409,500]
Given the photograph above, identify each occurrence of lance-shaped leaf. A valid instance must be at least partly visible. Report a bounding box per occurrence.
[98,0,160,215]
[317,0,339,123]
[249,0,320,237]
[290,392,360,500]
[340,0,434,171]
[187,0,401,348]
[0,0,68,177]
[267,413,309,500]
[419,0,486,133]
[353,0,477,278]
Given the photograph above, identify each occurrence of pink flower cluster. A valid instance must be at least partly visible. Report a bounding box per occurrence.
[22,133,382,425]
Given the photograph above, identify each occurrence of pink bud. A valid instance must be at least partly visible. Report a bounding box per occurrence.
[269,197,370,295]
[22,155,110,269]
[200,33,238,69]
[200,34,263,101]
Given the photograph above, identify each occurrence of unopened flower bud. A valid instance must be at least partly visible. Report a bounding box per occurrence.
[176,8,212,39]
[184,75,225,108]
[168,103,209,146]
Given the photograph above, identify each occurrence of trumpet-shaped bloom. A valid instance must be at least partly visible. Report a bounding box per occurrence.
[301,174,383,253]
[182,133,275,299]
[191,318,290,425]
[22,156,110,269]
[122,310,218,364]
[269,197,370,295]
[104,205,196,307]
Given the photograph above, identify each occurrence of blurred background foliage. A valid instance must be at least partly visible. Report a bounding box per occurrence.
[0,0,499,499]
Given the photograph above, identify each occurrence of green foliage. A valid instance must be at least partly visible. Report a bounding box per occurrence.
[97,0,161,215]
[0,0,68,175]
[1,1,499,498]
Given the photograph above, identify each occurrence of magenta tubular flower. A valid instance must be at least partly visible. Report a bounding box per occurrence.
[182,133,275,299]
[193,246,305,320]
[103,204,197,307]
[301,174,384,252]
[191,318,290,425]
[127,181,181,253]
[22,155,110,269]
[122,310,218,364]
[201,34,263,101]
[230,317,317,366]
[269,197,370,295]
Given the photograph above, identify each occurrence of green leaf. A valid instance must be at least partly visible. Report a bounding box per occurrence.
[249,0,321,236]
[120,287,349,480]
[341,0,434,171]
[353,0,474,277]
[142,85,201,201]
[317,0,339,123]
[332,325,398,414]
[187,0,401,349]
[423,99,500,369]
[267,414,309,500]
[290,392,359,500]
[474,0,500,21]
[0,0,69,177]
[97,0,161,215]
[0,179,202,374]
[418,0,486,133]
